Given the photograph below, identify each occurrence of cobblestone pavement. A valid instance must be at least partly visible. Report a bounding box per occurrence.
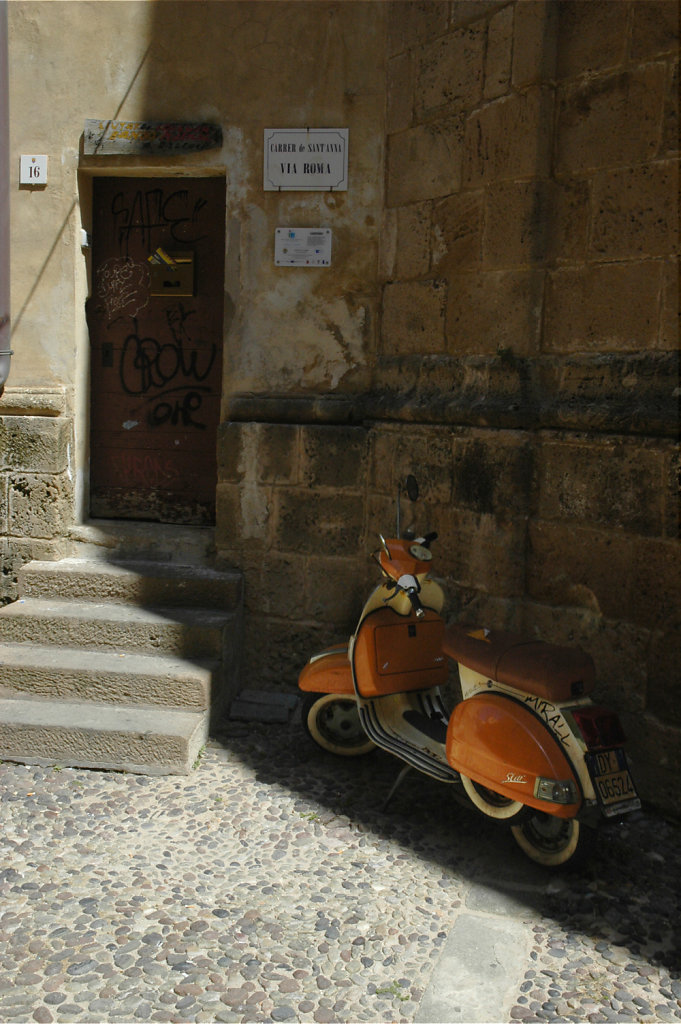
[1,713,680,1024]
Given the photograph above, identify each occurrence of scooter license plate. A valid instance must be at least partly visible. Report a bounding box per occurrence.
[586,749,641,817]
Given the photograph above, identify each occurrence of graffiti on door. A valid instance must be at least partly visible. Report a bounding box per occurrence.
[96,257,150,323]
[111,186,208,257]
[119,303,217,430]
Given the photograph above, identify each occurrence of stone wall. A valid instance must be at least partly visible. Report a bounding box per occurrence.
[218,1,680,813]
[0,388,73,601]
[4,0,679,812]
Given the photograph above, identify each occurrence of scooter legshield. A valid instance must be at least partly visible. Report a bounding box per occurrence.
[446,693,581,818]
[298,645,354,695]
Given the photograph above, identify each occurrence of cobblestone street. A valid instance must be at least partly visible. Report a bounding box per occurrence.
[1,715,680,1023]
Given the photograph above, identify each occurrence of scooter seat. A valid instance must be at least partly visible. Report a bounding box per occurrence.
[443,623,595,702]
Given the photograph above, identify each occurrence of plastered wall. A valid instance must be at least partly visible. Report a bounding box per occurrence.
[2,0,386,578]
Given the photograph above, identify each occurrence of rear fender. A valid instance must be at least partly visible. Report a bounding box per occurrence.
[446,693,581,818]
[298,645,354,695]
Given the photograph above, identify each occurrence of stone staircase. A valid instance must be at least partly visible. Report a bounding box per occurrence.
[0,522,243,775]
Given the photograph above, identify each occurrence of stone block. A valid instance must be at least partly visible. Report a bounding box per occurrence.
[544,262,661,353]
[628,714,681,818]
[8,473,74,541]
[382,280,447,355]
[411,352,535,429]
[439,507,526,598]
[240,615,346,691]
[387,52,413,135]
[630,0,679,60]
[555,1,628,79]
[274,490,364,557]
[512,0,558,88]
[0,538,69,604]
[446,269,544,356]
[538,351,679,437]
[303,555,367,625]
[660,259,679,349]
[555,65,666,175]
[464,87,553,185]
[484,3,513,100]
[218,421,300,485]
[535,438,665,536]
[387,115,465,206]
[215,481,271,549]
[527,520,635,623]
[590,162,680,260]
[0,416,72,474]
[300,424,367,489]
[372,353,423,401]
[647,611,681,726]
[379,208,398,280]
[415,23,485,116]
[450,1,505,28]
[395,202,432,278]
[367,428,398,496]
[0,387,66,417]
[0,472,6,534]
[528,522,680,630]
[483,179,589,268]
[647,606,679,729]
[253,554,308,620]
[662,59,679,156]
[630,536,681,631]
[387,1,449,57]
[665,444,680,540]
[432,191,483,273]
[367,422,456,505]
[452,433,532,518]
[217,422,244,482]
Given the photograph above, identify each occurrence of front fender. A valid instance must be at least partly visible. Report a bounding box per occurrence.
[447,693,581,818]
[298,645,354,695]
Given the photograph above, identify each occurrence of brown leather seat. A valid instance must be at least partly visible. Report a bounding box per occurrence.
[443,622,595,702]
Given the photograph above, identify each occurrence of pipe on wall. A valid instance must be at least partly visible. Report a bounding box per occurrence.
[0,0,12,390]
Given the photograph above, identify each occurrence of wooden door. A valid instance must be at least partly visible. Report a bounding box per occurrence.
[88,176,225,525]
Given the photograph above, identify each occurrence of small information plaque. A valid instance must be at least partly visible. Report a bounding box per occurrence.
[275,228,332,267]
[264,129,348,191]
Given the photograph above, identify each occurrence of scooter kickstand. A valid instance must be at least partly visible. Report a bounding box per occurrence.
[382,765,412,811]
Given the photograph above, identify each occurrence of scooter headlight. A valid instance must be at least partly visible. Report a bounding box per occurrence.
[535,778,579,805]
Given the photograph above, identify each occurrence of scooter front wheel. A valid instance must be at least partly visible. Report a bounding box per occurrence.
[302,693,376,757]
[510,813,591,868]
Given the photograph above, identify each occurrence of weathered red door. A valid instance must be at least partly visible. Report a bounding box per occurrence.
[87,176,225,525]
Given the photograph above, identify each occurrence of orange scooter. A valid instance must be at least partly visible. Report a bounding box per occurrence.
[299,476,640,867]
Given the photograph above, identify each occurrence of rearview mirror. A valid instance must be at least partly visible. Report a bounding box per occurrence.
[405,475,419,502]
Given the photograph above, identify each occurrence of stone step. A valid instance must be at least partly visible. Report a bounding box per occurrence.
[67,521,217,566]
[0,597,234,658]
[19,558,243,609]
[0,642,215,710]
[0,697,207,775]
[1,553,244,775]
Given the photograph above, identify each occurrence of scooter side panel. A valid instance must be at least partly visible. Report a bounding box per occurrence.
[353,608,448,697]
[298,647,354,695]
[446,693,581,818]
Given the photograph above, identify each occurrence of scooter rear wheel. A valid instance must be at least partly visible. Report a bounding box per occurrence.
[510,813,589,867]
[461,774,528,822]
[302,693,376,757]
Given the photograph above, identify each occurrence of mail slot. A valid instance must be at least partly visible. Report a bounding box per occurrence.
[150,252,195,297]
